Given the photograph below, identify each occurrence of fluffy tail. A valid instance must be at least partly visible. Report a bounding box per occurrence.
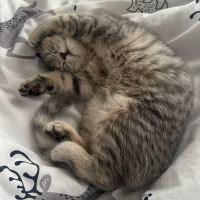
[32,94,74,157]
[33,94,102,196]
[33,94,72,135]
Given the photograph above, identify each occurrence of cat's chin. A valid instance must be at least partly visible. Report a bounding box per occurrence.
[62,62,80,73]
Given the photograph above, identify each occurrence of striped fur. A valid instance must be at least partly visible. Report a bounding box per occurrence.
[18,9,193,191]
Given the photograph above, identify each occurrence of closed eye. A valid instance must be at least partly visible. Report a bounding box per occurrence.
[47,47,57,54]
[43,43,57,54]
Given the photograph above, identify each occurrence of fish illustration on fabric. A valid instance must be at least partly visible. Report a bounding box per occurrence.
[127,0,168,13]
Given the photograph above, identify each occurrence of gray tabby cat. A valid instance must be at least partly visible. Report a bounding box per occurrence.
[18,9,193,191]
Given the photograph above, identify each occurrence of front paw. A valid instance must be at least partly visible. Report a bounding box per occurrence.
[28,30,43,48]
[28,24,48,48]
[28,17,58,48]
[18,76,51,97]
[45,121,72,141]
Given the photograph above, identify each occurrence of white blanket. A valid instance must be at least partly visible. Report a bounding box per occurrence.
[0,0,200,199]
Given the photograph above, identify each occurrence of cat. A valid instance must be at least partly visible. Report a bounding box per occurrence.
[18,8,193,191]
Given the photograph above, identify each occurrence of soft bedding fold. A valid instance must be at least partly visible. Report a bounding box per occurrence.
[0,0,200,199]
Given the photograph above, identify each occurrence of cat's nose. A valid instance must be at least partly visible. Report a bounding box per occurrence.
[60,52,67,60]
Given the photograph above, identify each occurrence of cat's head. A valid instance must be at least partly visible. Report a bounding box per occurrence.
[35,34,95,73]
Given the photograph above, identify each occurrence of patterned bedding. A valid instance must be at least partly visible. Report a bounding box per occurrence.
[0,0,200,199]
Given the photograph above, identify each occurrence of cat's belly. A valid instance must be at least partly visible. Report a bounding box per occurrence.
[82,91,137,146]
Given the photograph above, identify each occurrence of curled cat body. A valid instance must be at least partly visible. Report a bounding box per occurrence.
[18,9,193,191]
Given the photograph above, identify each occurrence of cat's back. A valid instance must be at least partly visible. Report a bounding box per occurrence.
[81,24,193,189]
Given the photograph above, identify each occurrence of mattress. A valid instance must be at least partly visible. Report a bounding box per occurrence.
[0,0,200,199]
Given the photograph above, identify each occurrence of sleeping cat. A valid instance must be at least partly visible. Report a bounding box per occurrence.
[18,9,193,191]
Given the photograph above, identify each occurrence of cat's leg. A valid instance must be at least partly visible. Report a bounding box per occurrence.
[50,141,119,191]
[28,9,124,48]
[18,71,94,98]
[34,120,87,163]
[18,73,55,97]
[45,120,89,151]
[33,95,79,162]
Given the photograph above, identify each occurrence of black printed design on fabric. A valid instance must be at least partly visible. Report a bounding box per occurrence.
[127,0,168,13]
[0,150,102,200]
[190,0,200,20]
[140,193,153,200]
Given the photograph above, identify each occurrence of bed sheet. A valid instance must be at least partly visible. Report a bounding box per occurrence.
[0,0,200,200]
